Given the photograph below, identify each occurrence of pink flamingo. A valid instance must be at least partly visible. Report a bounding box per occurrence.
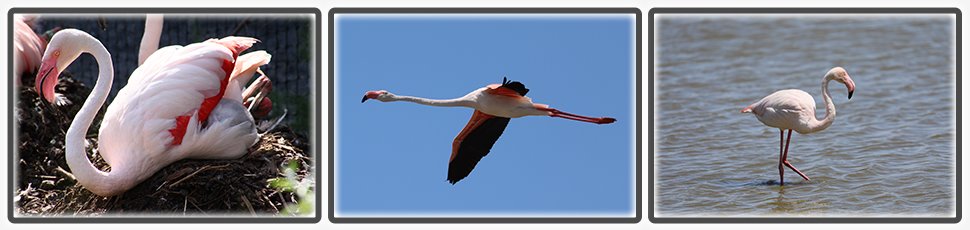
[14,15,47,86]
[741,67,856,185]
[138,14,164,66]
[35,28,266,196]
[362,78,616,184]
[135,13,274,119]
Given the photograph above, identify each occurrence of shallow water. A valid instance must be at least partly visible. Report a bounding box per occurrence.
[653,15,956,217]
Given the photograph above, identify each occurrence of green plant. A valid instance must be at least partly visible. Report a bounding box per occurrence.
[268,160,313,216]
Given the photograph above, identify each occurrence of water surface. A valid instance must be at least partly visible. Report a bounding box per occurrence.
[654,15,956,217]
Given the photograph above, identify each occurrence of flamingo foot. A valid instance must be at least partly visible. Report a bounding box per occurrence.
[783,160,811,181]
[596,117,616,124]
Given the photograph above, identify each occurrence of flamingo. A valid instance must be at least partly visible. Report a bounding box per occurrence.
[741,67,856,186]
[362,78,616,184]
[134,13,274,119]
[14,15,47,86]
[35,28,265,196]
[138,14,164,66]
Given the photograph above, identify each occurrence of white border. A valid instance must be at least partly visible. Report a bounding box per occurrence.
[332,12,638,219]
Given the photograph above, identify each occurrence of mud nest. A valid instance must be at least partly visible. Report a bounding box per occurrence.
[15,75,313,216]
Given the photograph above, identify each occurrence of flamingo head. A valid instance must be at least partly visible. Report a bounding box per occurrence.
[826,67,855,100]
[35,29,90,103]
[361,90,394,103]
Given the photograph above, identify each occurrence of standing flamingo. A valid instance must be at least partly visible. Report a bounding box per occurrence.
[362,78,616,184]
[741,67,856,185]
[35,28,264,196]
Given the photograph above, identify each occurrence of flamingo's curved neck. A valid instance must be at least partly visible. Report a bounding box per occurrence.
[63,35,125,196]
[807,77,836,133]
[389,94,475,108]
[138,14,163,66]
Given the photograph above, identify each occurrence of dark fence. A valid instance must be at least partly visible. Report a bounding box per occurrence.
[34,14,312,99]
[30,14,314,134]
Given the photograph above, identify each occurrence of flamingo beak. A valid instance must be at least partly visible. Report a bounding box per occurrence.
[35,55,60,104]
[845,76,856,100]
[361,91,382,103]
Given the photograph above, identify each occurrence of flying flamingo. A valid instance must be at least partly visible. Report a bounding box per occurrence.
[741,67,856,186]
[35,28,266,196]
[362,78,616,184]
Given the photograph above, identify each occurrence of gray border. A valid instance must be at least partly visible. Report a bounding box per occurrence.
[7,8,322,224]
[328,7,642,224]
[648,8,961,224]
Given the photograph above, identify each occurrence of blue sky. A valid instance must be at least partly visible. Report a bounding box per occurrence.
[334,14,635,217]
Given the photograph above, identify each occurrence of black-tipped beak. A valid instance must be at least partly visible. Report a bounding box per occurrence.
[848,90,853,100]
[361,96,369,103]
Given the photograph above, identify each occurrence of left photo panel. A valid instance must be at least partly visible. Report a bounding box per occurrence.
[8,8,320,222]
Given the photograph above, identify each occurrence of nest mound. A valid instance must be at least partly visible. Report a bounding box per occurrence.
[15,76,312,216]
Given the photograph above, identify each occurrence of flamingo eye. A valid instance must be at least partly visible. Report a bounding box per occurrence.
[53,50,61,57]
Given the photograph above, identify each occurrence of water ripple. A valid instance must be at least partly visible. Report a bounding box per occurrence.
[655,15,955,217]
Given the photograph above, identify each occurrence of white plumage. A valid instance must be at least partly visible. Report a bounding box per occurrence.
[741,67,856,185]
[35,29,267,196]
[744,89,819,134]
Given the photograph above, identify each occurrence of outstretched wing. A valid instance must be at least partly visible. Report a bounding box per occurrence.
[448,110,510,184]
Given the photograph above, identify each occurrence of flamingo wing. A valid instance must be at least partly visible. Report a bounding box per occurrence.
[448,110,510,184]
[749,89,816,130]
[484,77,530,97]
[224,50,272,104]
[97,37,254,166]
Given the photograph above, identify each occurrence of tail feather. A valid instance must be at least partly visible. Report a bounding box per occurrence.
[209,36,259,56]
[230,50,272,83]
[740,104,754,113]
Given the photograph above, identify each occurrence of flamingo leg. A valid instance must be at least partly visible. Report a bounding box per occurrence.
[782,129,811,182]
[537,107,615,124]
[778,129,785,185]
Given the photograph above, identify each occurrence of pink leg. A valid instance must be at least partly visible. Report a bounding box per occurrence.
[778,129,785,185]
[782,129,811,182]
[537,107,615,124]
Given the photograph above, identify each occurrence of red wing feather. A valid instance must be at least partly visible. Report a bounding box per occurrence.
[168,39,249,145]
[484,84,524,98]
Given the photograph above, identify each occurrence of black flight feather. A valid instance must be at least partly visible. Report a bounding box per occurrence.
[447,116,511,184]
[499,77,529,96]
